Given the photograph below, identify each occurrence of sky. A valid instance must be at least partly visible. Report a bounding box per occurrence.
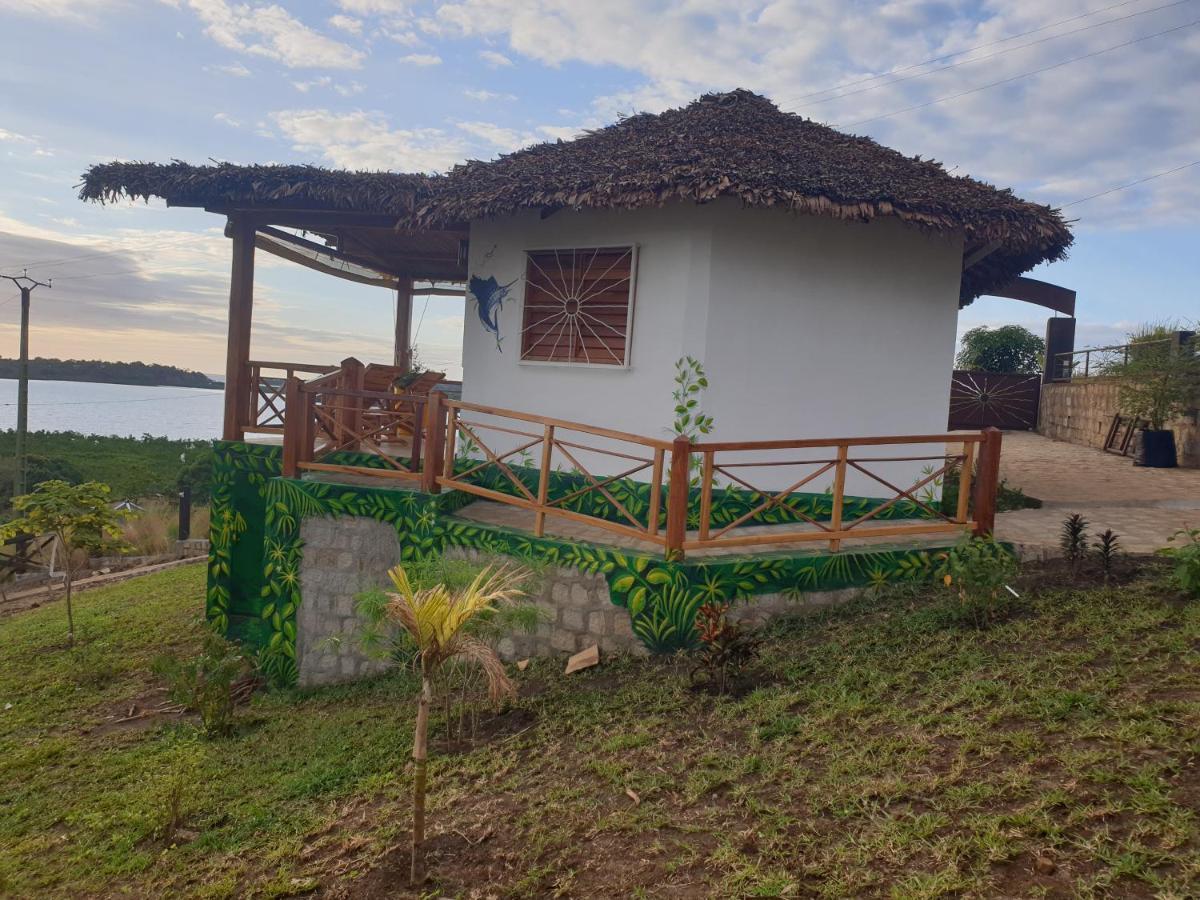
[0,0,1197,381]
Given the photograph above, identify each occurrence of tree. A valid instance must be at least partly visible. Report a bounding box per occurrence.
[956,325,1046,374]
[0,481,128,645]
[381,563,526,884]
[1106,325,1200,430]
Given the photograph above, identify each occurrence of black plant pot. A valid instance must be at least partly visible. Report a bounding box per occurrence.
[1134,429,1177,468]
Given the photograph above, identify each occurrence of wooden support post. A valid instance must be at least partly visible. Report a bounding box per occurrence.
[442,406,458,480]
[828,443,849,552]
[698,450,714,541]
[956,440,975,523]
[281,376,303,478]
[222,216,255,441]
[395,276,414,373]
[647,447,665,536]
[972,427,1003,536]
[665,435,691,560]
[421,391,444,493]
[534,423,555,537]
[338,357,364,451]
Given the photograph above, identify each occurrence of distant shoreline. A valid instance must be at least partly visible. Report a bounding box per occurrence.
[0,358,222,390]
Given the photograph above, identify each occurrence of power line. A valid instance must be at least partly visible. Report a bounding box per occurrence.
[1062,159,1200,207]
[782,0,1164,105]
[787,0,1196,111]
[841,16,1200,128]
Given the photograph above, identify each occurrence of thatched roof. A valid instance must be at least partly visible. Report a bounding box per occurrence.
[79,161,435,215]
[414,90,1072,303]
[79,90,1072,301]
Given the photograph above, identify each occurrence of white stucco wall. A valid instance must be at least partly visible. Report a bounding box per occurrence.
[460,200,964,493]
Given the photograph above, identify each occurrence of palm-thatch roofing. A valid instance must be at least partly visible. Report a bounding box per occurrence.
[79,161,435,215]
[79,90,1072,302]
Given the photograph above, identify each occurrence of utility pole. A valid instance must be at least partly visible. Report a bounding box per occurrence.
[1,271,50,497]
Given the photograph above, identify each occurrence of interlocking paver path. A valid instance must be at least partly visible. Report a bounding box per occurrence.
[995,431,1200,555]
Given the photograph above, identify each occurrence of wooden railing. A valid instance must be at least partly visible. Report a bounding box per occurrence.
[684,431,999,554]
[246,360,337,433]
[437,400,675,548]
[430,402,1001,559]
[274,382,1003,558]
[280,358,437,484]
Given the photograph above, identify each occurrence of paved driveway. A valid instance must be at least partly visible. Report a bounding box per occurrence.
[995,431,1200,556]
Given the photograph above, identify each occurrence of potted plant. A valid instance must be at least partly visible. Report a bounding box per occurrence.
[1107,325,1199,468]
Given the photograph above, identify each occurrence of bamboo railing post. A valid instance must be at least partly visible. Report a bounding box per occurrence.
[298,386,314,469]
[956,440,975,524]
[665,435,691,560]
[281,376,303,478]
[698,450,714,541]
[534,423,555,537]
[410,398,425,472]
[972,428,1003,536]
[421,391,444,493]
[341,357,365,451]
[828,443,849,552]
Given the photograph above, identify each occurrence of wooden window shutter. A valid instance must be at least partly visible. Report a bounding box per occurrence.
[520,246,636,366]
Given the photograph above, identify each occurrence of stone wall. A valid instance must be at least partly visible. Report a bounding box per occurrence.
[296,516,400,688]
[293,517,867,687]
[1039,379,1199,467]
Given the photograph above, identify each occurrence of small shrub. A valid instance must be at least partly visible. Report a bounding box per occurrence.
[67,629,119,686]
[1093,529,1121,584]
[936,535,1020,627]
[690,601,761,693]
[1158,528,1200,598]
[1061,514,1089,574]
[153,630,252,738]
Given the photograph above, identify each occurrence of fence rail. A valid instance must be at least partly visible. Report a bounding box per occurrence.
[1050,336,1176,382]
[247,360,337,433]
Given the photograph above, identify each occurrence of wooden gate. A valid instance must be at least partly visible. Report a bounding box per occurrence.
[947,371,1040,430]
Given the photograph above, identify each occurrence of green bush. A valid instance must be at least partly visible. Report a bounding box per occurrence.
[1158,528,1200,599]
[153,630,252,738]
[936,535,1020,627]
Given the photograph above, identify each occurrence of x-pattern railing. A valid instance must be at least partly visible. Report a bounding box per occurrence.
[247,360,336,433]
[438,400,672,546]
[688,434,991,553]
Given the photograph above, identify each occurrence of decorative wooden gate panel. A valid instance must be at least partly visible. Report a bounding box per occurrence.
[948,371,1040,430]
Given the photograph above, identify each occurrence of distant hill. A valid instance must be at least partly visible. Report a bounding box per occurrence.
[0,357,222,389]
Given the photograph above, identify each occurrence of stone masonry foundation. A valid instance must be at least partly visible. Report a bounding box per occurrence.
[295,516,866,688]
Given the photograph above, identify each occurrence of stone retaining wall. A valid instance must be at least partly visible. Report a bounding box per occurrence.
[293,517,866,688]
[1039,379,1199,467]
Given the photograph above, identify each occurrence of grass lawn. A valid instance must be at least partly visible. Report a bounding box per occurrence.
[1,562,1198,897]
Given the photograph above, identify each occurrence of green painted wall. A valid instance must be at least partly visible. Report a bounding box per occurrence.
[208,442,953,686]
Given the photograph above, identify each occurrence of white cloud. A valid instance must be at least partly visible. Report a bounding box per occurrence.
[213,112,241,127]
[478,49,512,67]
[0,0,120,22]
[0,129,35,144]
[270,109,467,172]
[292,75,333,92]
[328,14,363,35]
[455,121,533,152]
[464,88,516,102]
[206,61,252,76]
[182,0,365,69]
[399,53,442,66]
[385,29,422,46]
[337,0,409,13]
[335,81,367,97]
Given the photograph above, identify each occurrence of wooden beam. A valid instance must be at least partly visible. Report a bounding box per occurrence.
[962,239,1003,271]
[395,277,414,372]
[222,216,255,441]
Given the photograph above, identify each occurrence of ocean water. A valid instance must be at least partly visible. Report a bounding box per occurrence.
[0,379,224,440]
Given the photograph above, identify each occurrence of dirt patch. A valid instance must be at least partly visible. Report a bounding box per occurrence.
[1015,554,1165,593]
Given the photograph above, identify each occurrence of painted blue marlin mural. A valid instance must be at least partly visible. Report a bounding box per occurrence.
[467,274,519,351]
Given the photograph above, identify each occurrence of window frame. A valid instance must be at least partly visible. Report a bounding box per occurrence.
[517,243,639,370]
